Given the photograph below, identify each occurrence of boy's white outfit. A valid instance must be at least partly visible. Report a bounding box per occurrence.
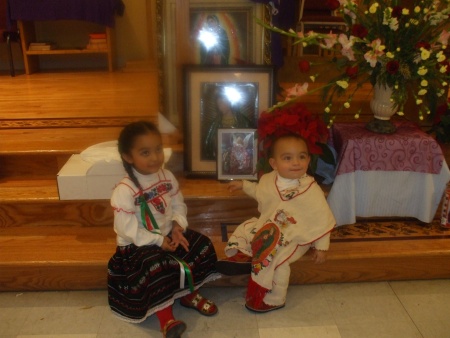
[225,170,336,307]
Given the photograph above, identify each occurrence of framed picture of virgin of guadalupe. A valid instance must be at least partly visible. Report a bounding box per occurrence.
[183,65,275,178]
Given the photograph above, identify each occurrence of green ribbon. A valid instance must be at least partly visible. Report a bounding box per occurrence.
[169,254,195,293]
[139,194,194,292]
[139,195,160,234]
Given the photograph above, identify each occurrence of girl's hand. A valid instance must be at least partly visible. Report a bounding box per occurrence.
[171,223,189,252]
[311,249,327,264]
[228,180,243,192]
[161,236,176,252]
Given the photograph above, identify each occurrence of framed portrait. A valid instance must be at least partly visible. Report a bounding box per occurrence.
[184,65,275,178]
[190,8,251,66]
[157,0,271,127]
[217,128,257,181]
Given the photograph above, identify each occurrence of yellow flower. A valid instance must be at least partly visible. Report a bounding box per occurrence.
[402,9,409,15]
[324,106,331,113]
[369,3,379,13]
[440,65,448,73]
[397,111,405,116]
[420,79,428,87]
[386,52,395,58]
[420,48,430,60]
[436,51,446,62]
[336,80,349,89]
[417,66,428,75]
[414,6,421,13]
[418,89,427,95]
[344,102,350,108]
[354,112,360,118]
[310,75,316,82]
[416,99,423,104]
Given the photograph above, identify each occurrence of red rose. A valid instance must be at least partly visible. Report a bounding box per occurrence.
[346,65,359,79]
[326,0,340,10]
[391,6,403,18]
[434,99,450,124]
[415,41,431,50]
[351,24,368,39]
[298,60,311,73]
[386,60,399,74]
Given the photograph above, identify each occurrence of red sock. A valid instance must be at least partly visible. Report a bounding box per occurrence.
[156,305,175,330]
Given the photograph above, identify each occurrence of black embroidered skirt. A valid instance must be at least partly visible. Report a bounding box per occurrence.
[107,229,219,322]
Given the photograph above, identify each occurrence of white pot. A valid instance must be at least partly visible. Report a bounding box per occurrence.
[370,83,398,120]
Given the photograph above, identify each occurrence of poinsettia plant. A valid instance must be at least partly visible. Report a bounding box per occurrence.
[256,101,335,177]
[259,0,450,123]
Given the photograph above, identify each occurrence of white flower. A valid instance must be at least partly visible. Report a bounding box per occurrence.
[338,34,356,61]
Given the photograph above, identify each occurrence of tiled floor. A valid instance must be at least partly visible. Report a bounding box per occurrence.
[1,279,450,338]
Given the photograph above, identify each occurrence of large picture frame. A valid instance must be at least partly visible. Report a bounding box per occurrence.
[157,0,271,127]
[217,128,258,181]
[184,65,275,178]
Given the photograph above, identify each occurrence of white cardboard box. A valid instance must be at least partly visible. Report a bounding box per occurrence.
[57,143,172,200]
[57,154,125,200]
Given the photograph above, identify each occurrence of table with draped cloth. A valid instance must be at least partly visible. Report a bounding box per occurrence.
[327,121,450,226]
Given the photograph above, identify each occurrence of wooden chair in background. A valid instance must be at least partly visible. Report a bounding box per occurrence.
[293,0,347,56]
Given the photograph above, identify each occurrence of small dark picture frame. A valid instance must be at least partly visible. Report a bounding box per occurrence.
[217,128,257,181]
[183,65,275,178]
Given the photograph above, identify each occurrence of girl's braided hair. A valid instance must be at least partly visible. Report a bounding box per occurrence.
[118,120,161,191]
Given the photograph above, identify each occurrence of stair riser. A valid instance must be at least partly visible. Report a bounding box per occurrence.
[2,254,449,291]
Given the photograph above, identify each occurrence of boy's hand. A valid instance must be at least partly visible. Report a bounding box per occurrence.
[228,180,243,192]
[311,249,327,264]
[171,223,189,251]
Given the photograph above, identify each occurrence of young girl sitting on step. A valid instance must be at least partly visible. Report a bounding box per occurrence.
[107,121,221,338]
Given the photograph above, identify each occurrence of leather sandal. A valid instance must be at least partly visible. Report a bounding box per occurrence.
[180,293,218,316]
[162,319,186,338]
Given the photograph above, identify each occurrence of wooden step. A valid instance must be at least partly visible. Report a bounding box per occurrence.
[1,220,449,291]
[0,127,182,178]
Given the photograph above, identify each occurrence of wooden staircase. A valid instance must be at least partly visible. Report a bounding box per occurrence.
[1,69,450,292]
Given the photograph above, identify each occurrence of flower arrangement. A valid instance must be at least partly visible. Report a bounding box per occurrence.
[261,0,450,123]
[256,101,334,177]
